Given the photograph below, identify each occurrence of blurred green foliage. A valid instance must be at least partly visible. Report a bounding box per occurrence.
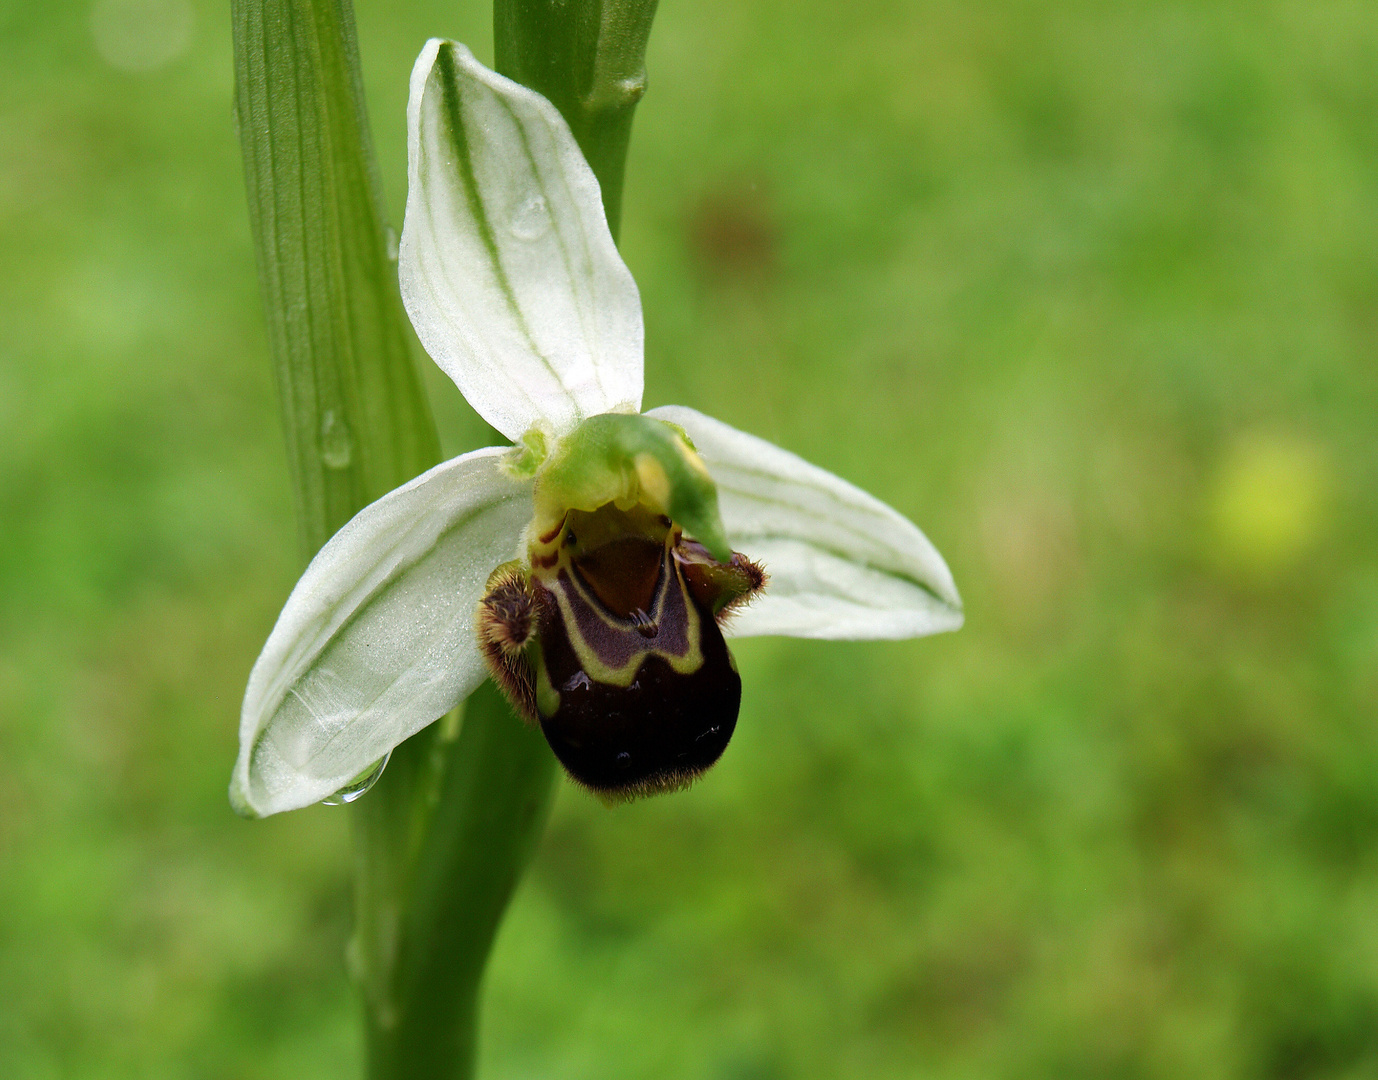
[3,0,1378,1078]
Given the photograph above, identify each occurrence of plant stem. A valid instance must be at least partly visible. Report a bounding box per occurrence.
[233,2,660,1077]
[351,684,557,1080]
[494,0,661,241]
[231,0,439,552]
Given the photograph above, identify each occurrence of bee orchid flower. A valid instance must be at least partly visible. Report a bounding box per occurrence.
[230,40,962,818]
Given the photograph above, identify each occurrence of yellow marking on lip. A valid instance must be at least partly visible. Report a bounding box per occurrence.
[546,551,705,689]
[537,519,565,545]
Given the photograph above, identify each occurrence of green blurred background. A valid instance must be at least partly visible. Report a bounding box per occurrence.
[3,0,1377,1076]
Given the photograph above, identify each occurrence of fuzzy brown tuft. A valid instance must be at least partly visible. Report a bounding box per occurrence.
[713,553,769,625]
[476,566,539,722]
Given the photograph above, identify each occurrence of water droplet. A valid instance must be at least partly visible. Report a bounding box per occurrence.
[509,195,550,241]
[320,409,354,469]
[322,751,391,805]
[385,226,399,262]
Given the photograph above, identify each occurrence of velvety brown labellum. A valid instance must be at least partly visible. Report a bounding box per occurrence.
[477,509,765,799]
[532,539,743,796]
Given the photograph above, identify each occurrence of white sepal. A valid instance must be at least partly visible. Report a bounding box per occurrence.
[231,447,533,818]
[400,39,644,441]
[648,406,963,640]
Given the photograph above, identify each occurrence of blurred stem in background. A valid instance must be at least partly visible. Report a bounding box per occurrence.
[229,0,658,1076]
[495,0,660,241]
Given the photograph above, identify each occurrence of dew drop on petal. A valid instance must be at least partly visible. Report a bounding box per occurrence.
[509,195,550,241]
[321,751,391,805]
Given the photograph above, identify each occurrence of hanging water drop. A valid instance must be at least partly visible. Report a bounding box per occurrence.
[321,750,391,805]
[320,409,354,469]
[509,194,550,241]
[385,225,399,262]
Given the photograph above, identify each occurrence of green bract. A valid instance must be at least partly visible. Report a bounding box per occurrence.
[231,40,963,818]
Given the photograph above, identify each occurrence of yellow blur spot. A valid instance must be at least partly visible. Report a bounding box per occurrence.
[1208,431,1333,581]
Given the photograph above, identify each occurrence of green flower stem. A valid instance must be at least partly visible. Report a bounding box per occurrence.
[351,683,557,1080]
[494,0,661,241]
[233,2,657,1076]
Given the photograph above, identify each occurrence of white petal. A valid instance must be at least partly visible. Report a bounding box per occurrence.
[400,39,644,441]
[231,448,533,817]
[648,406,963,640]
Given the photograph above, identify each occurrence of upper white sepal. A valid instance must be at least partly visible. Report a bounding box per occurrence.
[400,39,644,441]
[231,447,534,818]
[648,406,963,640]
